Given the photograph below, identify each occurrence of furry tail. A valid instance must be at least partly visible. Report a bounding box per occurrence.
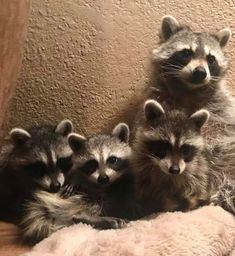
[19,191,100,245]
[210,174,235,215]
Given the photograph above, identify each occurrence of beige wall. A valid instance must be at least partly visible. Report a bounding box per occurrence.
[8,0,235,136]
[0,0,29,141]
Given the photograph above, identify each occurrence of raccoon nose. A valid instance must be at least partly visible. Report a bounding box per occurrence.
[191,67,207,84]
[169,165,180,175]
[97,175,109,185]
[49,182,61,193]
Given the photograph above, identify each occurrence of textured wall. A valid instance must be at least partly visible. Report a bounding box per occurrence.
[0,0,30,141]
[8,0,235,136]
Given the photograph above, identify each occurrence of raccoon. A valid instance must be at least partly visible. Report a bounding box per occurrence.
[132,99,212,215]
[66,122,136,219]
[133,15,234,141]
[19,123,132,245]
[0,119,73,220]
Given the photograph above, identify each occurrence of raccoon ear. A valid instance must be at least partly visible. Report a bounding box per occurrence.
[112,123,130,143]
[55,119,73,136]
[161,15,180,41]
[189,109,210,130]
[215,28,231,47]
[68,133,86,152]
[144,99,165,124]
[10,128,31,146]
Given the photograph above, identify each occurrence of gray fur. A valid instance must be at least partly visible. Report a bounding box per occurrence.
[19,191,102,244]
[132,100,212,215]
[0,120,73,220]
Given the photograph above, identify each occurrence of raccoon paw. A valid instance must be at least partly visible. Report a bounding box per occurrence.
[72,215,127,230]
[61,184,80,198]
[94,217,128,230]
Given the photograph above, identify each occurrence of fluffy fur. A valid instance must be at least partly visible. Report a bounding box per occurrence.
[22,206,235,256]
[0,119,73,220]
[132,100,213,215]
[19,123,134,245]
[208,136,235,214]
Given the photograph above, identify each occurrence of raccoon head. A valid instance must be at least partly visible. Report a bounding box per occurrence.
[152,15,231,88]
[8,119,73,193]
[68,123,131,187]
[135,99,209,175]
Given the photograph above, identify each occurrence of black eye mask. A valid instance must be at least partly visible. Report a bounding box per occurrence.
[56,156,73,173]
[163,49,194,71]
[80,159,99,175]
[180,144,197,162]
[106,156,125,171]
[145,140,172,159]
[22,162,47,179]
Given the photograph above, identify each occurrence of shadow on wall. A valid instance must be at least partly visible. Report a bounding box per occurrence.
[7,0,235,136]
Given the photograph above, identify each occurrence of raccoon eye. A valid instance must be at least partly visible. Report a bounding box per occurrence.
[23,162,47,178]
[145,140,172,159]
[80,159,98,175]
[57,157,72,173]
[181,144,197,162]
[207,54,216,65]
[178,49,193,60]
[107,156,119,166]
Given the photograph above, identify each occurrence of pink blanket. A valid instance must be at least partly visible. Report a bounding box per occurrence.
[22,206,235,256]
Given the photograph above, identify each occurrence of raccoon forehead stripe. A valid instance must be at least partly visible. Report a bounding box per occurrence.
[176,43,191,51]
[50,149,57,164]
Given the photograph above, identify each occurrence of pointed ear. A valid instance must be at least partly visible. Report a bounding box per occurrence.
[144,99,165,125]
[161,15,180,41]
[215,28,231,47]
[10,128,31,146]
[189,109,210,130]
[55,119,73,136]
[68,133,86,152]
[112,123,130,143]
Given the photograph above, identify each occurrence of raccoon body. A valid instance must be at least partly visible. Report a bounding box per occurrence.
[133,100,213,215]
[208,136,235,215]
[133,15,234,141]
[19,123,132,245]
[0,119,73,220]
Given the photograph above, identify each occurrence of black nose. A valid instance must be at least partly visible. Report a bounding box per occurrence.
[191,66,207,84]
[49,182,61,193]
[97,175,109,185]
[169,165,180,175]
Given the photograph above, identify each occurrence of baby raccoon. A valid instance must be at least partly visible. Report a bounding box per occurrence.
[133,15,234,140]
[19,123,132,245]
[133,99,212,215]
[0,119,73,220]
[66,122,136,219]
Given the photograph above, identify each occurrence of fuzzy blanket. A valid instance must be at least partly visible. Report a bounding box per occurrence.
[22,206,235,256]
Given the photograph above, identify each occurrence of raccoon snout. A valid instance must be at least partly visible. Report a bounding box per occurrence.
[191,67,207,84]
[169,165,180,175]
[49,182,61,193]
[97,175,109,185]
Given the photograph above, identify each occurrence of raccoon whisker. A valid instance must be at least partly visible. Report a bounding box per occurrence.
[161,62,185,69]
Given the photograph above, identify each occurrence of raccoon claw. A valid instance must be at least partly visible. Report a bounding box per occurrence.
[105,217,127,229]
[72,215,127,230]
[61,184,74,197]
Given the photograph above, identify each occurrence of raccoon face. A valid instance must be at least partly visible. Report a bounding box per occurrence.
[9,119,74,192]
[136,100,209,175]
[68,123,131,187]
[152,15,231,88]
